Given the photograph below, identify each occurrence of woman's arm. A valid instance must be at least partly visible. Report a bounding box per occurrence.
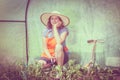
[42,37,52,58]
[53,26,68,44]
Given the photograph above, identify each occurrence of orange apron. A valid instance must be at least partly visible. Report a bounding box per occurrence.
[41,36,68,59]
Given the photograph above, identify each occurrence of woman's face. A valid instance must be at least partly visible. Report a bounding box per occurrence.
[50,15,62,27]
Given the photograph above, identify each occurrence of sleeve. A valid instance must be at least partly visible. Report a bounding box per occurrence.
[60,27,69,35]
[42,28,48,37]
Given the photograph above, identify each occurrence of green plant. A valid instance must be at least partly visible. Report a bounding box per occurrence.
[0,60,119,80]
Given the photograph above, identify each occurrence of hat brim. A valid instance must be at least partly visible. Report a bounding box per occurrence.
[40,13,70,26]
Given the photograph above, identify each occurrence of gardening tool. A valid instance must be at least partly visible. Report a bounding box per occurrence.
[85,39,104,68]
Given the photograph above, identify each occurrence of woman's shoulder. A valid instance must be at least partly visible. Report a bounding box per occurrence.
[59,27,69,33]
[43,28,52,32]
[42,28,52,37]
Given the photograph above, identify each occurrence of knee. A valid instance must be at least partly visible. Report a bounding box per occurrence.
[55,44,63,51]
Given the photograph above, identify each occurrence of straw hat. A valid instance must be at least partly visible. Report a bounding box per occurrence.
[40,11,70,26]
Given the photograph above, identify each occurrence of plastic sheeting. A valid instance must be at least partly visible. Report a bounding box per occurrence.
[0,0,27,64]
[0,23,26,64]
[28,0,120,67]
[0,0,120,67]
[0,0,27,20]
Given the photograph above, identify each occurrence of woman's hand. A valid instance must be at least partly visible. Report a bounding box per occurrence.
[51,57,56,64]
[53,21,62,28]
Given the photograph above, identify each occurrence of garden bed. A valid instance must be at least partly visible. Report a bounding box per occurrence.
[0,60,120,80]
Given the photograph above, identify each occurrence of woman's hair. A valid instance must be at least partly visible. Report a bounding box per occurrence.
[47,16,65,29]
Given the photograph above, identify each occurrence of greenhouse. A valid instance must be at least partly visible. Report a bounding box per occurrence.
[0,0,120,80]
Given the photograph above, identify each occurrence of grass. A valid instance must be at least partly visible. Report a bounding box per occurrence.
[0,60,120,80]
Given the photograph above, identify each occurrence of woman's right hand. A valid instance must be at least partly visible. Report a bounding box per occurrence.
[50,57,56,64]
[53,21,62,28]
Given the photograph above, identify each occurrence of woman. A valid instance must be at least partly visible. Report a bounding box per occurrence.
[39,11,70,68]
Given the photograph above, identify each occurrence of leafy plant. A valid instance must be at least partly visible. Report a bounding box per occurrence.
[0,59,119,80]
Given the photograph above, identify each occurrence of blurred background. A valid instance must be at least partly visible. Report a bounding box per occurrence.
[0,0,120,67]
